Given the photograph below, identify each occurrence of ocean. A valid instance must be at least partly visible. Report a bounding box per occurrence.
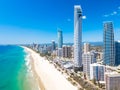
[0,45,39,90]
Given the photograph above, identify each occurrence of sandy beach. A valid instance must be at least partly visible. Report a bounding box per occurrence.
[22,46,78,90]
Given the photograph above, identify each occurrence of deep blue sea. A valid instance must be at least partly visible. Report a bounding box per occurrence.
[0,45,39,90]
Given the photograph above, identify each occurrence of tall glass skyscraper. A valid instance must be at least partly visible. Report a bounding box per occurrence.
[74,5,82,70]
[58,30,63,48]
[103,21,115,66]
[52,40,56,51]
[115,41,120,66]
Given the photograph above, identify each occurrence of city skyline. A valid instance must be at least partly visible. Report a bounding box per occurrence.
[0,0,120,44]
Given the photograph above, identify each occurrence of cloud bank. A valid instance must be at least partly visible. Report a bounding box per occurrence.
[103,6,120,17]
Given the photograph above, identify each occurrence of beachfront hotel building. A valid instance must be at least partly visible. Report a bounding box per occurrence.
[58,30,63,48]
[103,21,115,66]
[115,41,120,66]
[105,73,120,90]
[82,52,96,79]
[84,43,90,53]
[74,5,82,71]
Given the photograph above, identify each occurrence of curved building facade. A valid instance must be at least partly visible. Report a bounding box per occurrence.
[103,21,115,66]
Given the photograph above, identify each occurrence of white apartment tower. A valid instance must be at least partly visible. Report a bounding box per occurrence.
[84,43,90,53]
[74,5,82,70]
[83,52,96,79]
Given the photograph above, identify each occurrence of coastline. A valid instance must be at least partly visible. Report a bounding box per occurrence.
[22,46,45,90]
[22,46,78,90]
[29,54,45,90]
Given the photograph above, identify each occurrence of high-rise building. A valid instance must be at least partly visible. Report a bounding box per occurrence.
[105,73,120,90]
[103,21,115,66]
[74,5,82,70]
[115,41,120,66]
[62,45,72,58]
[57,48,63,58]
[84,43,90,53]
[58,30,63,48]
[90,63,105,81]
[82,52,96,79]
[71,45,74,59]
[52,40,56,51]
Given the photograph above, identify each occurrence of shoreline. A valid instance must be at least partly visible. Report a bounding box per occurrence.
[30,55,45,90]
[22,46,45,90]
[22,46,78,90]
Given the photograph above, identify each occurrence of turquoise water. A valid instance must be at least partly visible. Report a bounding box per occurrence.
[0,45,39,90]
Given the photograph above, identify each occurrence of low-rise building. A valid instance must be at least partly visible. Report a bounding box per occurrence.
[105,73,120,90]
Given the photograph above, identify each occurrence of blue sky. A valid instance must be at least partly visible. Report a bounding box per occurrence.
[0,0,120,44]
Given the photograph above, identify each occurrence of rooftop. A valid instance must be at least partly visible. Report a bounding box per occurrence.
[107,74,120,77]
[74,5,81,9]
[90,63,105,66]
[105,72,120,77]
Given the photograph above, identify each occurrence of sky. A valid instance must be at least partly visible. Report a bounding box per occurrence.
[0,0,120,44]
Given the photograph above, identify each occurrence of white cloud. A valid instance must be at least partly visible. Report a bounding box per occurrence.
[103,6,120,17]
[67,18,71,22]
[103,14,109,17]
[111,11,117,15]
[103,11,118,17]
[113,11,117,14]
[82,16,86,19]
[118,6,120,9]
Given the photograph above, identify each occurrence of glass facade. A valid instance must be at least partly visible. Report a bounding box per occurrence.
[103,22,115,66]
[58,30,63,48]
[52,40,56,51]
[115,41,120,66]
